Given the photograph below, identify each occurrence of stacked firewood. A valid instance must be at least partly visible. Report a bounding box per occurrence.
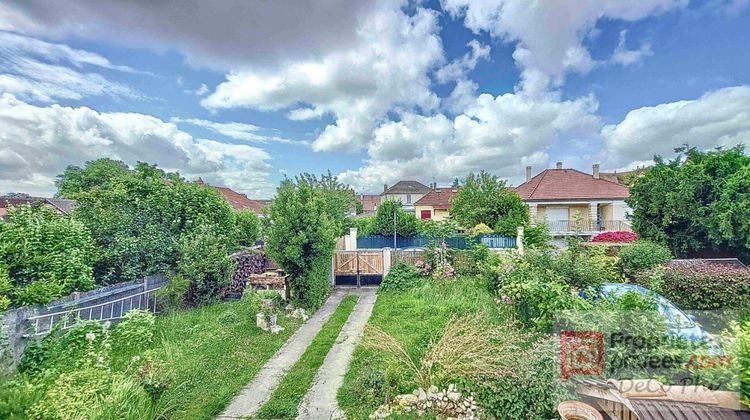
[223,250,269,298]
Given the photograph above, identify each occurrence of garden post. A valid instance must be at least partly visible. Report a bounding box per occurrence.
[517,225,525,256]
[382,247,392,278]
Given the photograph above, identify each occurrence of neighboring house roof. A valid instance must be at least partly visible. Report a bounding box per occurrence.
[0,195,76,219]
[383,180,430,195]
[515,168,630,201]
[213,186,265,213]
[196,178,265,214]
[599,170,637,185]
[358,194,381,213]
[414,188,458,209]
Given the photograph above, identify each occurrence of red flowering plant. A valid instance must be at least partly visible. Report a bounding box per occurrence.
[591,231,639,243]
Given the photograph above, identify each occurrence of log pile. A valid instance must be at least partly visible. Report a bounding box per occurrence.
[223,250,269,299]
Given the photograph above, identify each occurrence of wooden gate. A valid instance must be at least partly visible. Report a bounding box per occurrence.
[334,251,384,286]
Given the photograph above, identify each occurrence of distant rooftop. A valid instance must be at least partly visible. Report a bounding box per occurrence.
[383,180,430,195]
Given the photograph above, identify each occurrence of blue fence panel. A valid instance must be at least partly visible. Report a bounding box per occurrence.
[356,234,515,249]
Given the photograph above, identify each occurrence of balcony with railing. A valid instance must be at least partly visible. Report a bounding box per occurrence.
[542,219,632,234]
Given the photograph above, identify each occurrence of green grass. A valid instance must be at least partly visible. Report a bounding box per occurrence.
[110,298,302,420]
[255,294,359,419]
[337,277,504,420]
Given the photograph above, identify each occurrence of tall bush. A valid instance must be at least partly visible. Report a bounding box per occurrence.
[174,226,235,306]
[264,177,337,310]
[234,210,260,247]
[0,204,95,306]
[370,200,418,237]
[450,171,529,236]
[619,240,672,275]
[62,160,236,284]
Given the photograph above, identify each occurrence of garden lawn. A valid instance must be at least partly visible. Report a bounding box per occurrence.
[255,294,359,419]
[337,277,505,419]
[111,297,302,420]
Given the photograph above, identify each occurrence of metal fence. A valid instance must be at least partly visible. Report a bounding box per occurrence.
[356,234,515,249]
[26,287,160,336]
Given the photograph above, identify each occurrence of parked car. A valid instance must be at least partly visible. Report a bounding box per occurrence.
[585,283,722,354]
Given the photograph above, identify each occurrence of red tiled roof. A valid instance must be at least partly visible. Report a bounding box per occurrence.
[414,188,458,209]
[212,186,265,214]
[515,168,630,201]
[358,194,381,212]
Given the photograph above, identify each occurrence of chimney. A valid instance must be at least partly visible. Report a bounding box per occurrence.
[383,183,388,193]
[593,163,600,179]
[556,162,563,169]
[525,166,532,182]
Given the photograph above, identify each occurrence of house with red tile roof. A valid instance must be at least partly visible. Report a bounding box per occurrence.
[196,178,265,215]
[514,163,632,235]
[413,188,458,221]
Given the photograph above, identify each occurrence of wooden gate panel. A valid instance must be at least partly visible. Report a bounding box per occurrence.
[357,252,383,274]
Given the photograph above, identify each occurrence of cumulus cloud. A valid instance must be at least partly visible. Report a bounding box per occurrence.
[442,0,686,86]
[173,118,308,146]
[339,89,601,192]
[435,39,490,83]
[0,94,275,197]
[601,86,750,167]
[202,3,444,152]
[0,1,379,70]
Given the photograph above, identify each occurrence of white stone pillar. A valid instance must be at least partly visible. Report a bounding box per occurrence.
[382,248,392,277]
[588,202,598,231]
[345,227,358,251]
[516,226,525,256]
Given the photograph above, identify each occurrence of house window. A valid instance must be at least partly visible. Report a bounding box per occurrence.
[420,210,431,219]
[406,194,412,204]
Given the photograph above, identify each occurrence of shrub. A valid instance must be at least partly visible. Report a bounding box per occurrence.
[157,273,191,311]
[19,320,109,376]
[467,223,493,236]
[234,210,261,247]
[619,240,672,275]
[175,225,235,306]
[113,310,156,351]
[459,336,570,420]
[555,244,621,290]
[0,204,95,307]
[636,261,750,310]
[380,262,424,292]
[592,231,639,243]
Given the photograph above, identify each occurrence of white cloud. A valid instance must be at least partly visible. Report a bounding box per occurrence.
[0,94,275,197]
[173,118,308,146]
[435,39,490,83]
[184,83,209,96]
[202,3,444,152]
[601,86,750,167]
[340,89,601,192]
[609,30,653,66]
[0,58,140,102]
[0,1,380,70]
[0,31,142,102]
[442,0,686,86]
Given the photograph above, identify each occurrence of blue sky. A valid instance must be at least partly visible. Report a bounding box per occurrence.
[0,0,748,198]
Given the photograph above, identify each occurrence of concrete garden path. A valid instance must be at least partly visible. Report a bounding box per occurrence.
[296,287,378,420]
[217,289,349,419]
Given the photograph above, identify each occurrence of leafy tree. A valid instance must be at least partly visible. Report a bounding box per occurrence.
[297,171,358,236]
[264,177,337,310]
[370,200,418,237]
[56,158,131,198]
[417,219,458,242]
[628,146,750,257]
[64,159,236,284]
[451,171,529,235]
[234,210,261,247]
[0,204,95,306]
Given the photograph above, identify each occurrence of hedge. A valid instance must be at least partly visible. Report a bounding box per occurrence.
[637,260,750,310]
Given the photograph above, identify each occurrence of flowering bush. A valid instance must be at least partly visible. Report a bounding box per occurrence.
[591,231,639,243]
[422,242,456,280]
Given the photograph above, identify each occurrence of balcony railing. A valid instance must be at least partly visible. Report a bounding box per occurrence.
[541,219,631,234]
